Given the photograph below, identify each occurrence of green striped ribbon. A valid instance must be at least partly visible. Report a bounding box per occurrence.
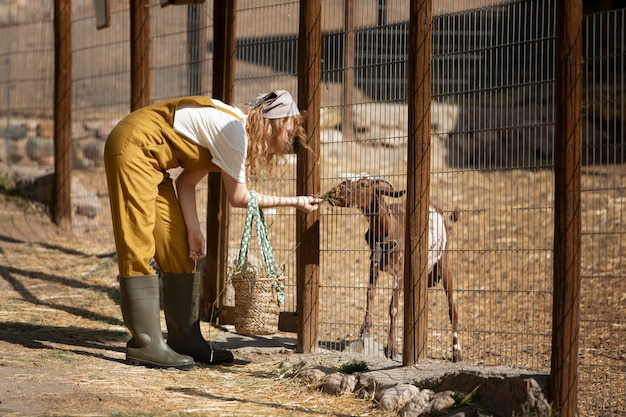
[236,190,285,304]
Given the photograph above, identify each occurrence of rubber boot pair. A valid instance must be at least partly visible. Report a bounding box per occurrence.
[119,275,194,369]
[162,273,234,365]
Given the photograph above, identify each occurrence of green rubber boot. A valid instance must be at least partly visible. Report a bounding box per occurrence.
[119,275,195,370]
[163,273,234,365]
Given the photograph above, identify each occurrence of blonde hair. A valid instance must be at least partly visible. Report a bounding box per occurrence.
[245,106,308,179]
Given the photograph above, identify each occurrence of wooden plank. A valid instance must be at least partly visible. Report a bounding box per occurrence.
[550,1,582,416]
[404,0,432,366]
[296,0,322,354]
[278,311,298,333]
[53,0,72,232]
[94,0,110,29]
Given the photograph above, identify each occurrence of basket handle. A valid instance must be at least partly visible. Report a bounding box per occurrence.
[235,191,284,303]
[237,191,272,271]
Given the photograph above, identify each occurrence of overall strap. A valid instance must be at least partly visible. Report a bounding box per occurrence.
[176,96,244,123]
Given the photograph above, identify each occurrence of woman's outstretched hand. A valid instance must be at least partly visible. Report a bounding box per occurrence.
[296,196,323,213]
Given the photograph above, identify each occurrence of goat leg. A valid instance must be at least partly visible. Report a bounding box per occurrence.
[384,283,401,359]
[440,254,462,362]
[359,264,379,338]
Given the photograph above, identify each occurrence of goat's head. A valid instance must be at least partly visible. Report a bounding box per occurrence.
[324,176,406,210]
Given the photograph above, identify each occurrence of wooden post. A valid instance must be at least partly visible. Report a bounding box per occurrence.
[296,0,322,354]
[203,0,236,323]
[551,1,582,416]
[53,0,72,232]
[212,1,236,102]
[342,0,354,141]
[404,0,432,366]
[130,0,151,111]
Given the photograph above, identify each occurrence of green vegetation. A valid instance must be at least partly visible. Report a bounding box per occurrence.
[338,358,369,374]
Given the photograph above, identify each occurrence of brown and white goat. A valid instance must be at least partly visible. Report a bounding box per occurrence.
[324,176,462,362]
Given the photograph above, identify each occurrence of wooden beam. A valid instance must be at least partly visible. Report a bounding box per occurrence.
[130,0,151,111]
[296,0,322,354]
[404,0,432,366]
[53,0,72,232]
[551,1,582,416]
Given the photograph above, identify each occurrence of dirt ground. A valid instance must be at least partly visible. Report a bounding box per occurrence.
[0,221,394,417]
[0,162,624,416]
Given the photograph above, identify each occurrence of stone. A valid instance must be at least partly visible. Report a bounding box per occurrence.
[377,384,419,411]
[2,124,28,140]
[26,137,54,162]
[398,389,432,417]
[321,372,357,396]
[82,139,105,167]
[36,120,54,137]
[428,390,456,413]
[298,368,327,384]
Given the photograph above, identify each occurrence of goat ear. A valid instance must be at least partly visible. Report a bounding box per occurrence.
[374,179,395,194]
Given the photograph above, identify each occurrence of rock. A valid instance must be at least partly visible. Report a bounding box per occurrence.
[377,384,419,411]
[2,124,28,140]
[431,102,459,141]
[321,372,357,396]
[344,337,385,356]
[6,137,26,162]
[14,171,101,218]
[83,119,118,139]
[71,176,101,218]
[82,139,105,167]
[36,120,54,138]
[26,137,54,163]
[426,370,550,417]
[398,389,432,417]
[320,107,342,130]
[298,368,328,384]
[428,390,456,414]
[448,105,554,169]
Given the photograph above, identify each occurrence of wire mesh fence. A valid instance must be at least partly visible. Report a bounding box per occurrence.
[0,0,624,415]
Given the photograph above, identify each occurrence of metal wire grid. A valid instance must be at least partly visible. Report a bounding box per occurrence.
[0,2,624,413]
[228,0,301,317]
[579,8,626,415]
[0,19,53,119]
[429,0,557,370]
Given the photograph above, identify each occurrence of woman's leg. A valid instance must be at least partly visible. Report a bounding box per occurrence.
[104,138,164,276]
[152,176,196,274]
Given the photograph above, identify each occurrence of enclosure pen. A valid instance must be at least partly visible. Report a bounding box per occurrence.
[0,0,624,415]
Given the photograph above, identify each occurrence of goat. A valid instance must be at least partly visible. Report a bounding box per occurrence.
[324,176,462,362]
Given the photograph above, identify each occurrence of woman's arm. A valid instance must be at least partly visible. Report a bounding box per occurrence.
[176,169,209,260]
[221,172,322,212]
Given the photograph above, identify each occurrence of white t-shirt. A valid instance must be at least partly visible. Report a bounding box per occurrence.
[173,99,247,183]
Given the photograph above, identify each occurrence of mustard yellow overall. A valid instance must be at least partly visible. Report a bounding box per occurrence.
[104,96,234,277]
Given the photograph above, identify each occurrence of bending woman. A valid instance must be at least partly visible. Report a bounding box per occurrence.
[104,90,321,369]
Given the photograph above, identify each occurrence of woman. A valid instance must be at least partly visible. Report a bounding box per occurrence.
[104,90,322,370]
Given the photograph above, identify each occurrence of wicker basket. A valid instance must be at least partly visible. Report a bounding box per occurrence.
[232,277,281,335]
[230,191,284,336]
